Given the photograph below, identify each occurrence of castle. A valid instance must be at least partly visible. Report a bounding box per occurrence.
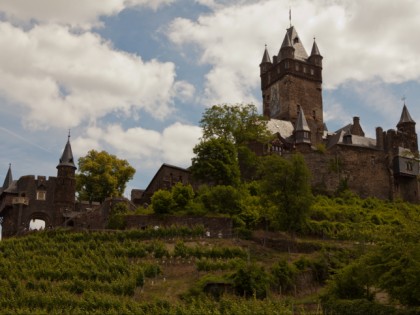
[0,135,77,237]
[259,24,419,202]
[1,22,419,237]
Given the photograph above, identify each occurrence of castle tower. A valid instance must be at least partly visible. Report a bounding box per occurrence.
[397,104,418,152]
[54,134,77,222]
[260,25,324,144]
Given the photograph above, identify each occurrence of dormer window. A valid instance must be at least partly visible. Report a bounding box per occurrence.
[293,37,299,44]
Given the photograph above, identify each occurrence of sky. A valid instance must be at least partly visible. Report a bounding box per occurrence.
[0,0,420,197]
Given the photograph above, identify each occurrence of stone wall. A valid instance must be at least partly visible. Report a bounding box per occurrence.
[295,145,391,199]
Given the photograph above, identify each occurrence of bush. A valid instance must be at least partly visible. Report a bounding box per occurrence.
[151,190,174,215]
[232,264,270,299]
[271,260,297,294]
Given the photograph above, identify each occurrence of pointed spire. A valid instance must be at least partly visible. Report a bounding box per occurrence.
[295,108,311,144]
[261,45,271,64]
[310,38,321,56]
[57,132,76,170]
[281,32,293,49]
[2,164,13,190]
[398,104,415,125]
[296,108,311,132]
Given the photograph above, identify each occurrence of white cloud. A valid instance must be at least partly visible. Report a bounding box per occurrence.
[0,22,183,130]
[0,0,174,29]
[167,0,420,104]
[72,123,202,171]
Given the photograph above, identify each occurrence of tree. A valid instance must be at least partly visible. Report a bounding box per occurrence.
[190,138,241,187]
[171,182,194,211]
[76,150,135,203]
[198,185,244,217]
[200,104,271,181]
[259,154,313,234]
[151,190,174,215]
[200,104,270,145]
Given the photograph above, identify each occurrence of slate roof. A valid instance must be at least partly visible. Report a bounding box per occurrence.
[295,109,310,132]
[327,129,377,149]
[284,26,308,61]
[310,40,321,56]
[2,165,13,190]
[261,46,271,64]
[266,119,294,139]
[398,105,415,125]
[58,137,76,169]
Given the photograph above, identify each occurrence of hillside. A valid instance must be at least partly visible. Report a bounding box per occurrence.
[0,194,419,314]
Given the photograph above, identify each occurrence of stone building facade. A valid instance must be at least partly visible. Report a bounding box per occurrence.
[0,136,77,236]
[259,24,420,202]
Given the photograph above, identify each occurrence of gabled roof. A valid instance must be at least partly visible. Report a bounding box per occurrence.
[398,105,415,125]
[57,137,76,169]
[327,129,377,149]
[260,46,271,64]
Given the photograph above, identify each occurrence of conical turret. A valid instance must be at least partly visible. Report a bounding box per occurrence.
[309,38,323,67]
[397,104,416,138]
[295,108,311,144]
[57,134,76,171]
[279,31,294,60]
[2,164,13,190]
[260,45,272,74]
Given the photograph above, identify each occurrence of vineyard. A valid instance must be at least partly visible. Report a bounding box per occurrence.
[0,194,419,314]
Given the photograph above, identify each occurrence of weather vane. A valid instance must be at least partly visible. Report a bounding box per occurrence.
[401,96,406,105]
[289,7,292,27]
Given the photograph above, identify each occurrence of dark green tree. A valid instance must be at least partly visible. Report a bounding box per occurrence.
[171,182,194,211]
[76,150,135,203]
[200,104,271,181]
[259,154,313,234]
[198,185,244,217]
[190,138,241,187]
[232,264,270,299]
[151,190,174,215]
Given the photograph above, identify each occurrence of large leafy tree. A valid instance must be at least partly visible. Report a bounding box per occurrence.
[76,150,136,203]
[200,103,270,145]
[259,154,312,234]
[190,138,241,187]
[197,104,271,182]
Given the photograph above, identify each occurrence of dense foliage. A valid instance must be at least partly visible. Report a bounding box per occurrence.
[76,150,135,203]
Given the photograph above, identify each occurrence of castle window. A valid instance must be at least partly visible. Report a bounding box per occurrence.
[303,66,307,73]
[285,61,289,69]
[310,68,314,75]
[406,161,413,171]
[295,64,299,71]
[312,110,316,119]
[37,191,46,200]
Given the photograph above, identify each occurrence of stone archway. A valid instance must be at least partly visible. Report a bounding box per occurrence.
[27,212,51,231]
